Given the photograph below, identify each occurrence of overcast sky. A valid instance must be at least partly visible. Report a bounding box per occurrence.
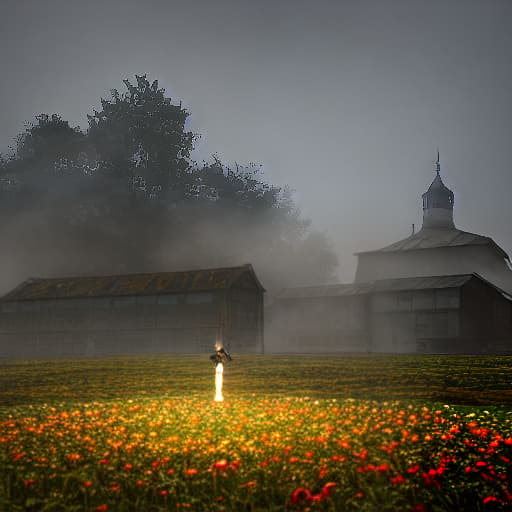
[1,0,511,281]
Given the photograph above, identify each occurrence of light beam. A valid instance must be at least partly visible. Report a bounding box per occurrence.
[214,362,224,402]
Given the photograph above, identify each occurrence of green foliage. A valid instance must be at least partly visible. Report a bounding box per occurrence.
[1,75,338,290]
[15,113,86,165]
[0,355,511,511]
[87,75,196,200]
[1,354,512,407]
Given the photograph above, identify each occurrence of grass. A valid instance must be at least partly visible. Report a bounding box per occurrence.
[0,354,511,511]
[0,354,511,407]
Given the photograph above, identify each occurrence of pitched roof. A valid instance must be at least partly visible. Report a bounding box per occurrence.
[276,273,506,299]
[1,264,264,302]
[276,282,372,299]
[370,274,473,293]
[356,227,507,257]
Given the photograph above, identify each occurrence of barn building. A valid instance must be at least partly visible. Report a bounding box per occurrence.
[0,264,264,358]
[268,156,512,354]
[270,274,512,354]
[355,155,512,295]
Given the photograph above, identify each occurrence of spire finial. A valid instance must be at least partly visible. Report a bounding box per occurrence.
[435,148,440,175]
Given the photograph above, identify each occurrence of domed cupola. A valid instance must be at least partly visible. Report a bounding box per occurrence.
[421,152,455,229]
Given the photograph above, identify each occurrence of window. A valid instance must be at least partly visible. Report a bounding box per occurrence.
[0,302,17,313]
[412,291,434,310]
[112,297,136,308]
[136,295,157,305]
[186,293,213,304]
[19,302,41,312]
[372,294,396,313]
[53,299,79,310]
[158,295,181,305]
[435,289,459,309]
[397,292,412,311]
[93,298,112,309]
[415,311,459,338]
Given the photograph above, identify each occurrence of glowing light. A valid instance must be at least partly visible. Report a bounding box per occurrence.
[214,362,224,402]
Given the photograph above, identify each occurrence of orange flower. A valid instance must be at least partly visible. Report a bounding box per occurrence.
[83,480,93,488]
[239,480,257,488]
[213,459,229,470]
[95,505,108,512]
[185,468,198,476]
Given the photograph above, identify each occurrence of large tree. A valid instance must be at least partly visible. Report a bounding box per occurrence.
[88,75,196,202]
[0,75,338,294]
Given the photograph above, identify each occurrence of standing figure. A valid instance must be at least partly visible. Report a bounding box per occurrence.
[210,346,232,402]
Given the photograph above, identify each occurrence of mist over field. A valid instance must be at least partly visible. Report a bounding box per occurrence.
[1,0,511,293]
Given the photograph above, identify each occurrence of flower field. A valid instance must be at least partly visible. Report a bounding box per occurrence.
[0,355,511,511]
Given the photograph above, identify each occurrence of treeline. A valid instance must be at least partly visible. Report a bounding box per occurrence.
[0,75,337,294]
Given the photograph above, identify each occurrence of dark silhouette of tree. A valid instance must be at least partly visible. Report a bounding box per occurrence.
[0,75,338,294]
[88,75,196,203]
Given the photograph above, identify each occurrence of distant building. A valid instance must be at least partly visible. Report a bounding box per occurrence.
[355,154,512,295]
[270,274,512,354]
[0,264,264,358]
[269,155,512,354]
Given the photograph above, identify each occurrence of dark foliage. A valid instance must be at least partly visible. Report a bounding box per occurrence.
[0,75,337,293]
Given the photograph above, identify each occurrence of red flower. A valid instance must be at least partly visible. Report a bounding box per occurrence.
[390,475,405,484]
[483,496,499,504]
[422,471,441,489]
[95,506,108,512]
[321,482,336,498]
[213,459,229,470]
[318,466,328,479]
[290,488,312,504]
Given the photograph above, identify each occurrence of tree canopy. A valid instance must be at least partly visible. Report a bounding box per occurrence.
[0,75,337,294]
